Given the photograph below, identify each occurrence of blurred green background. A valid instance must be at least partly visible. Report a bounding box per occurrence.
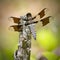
[0,0,60,60]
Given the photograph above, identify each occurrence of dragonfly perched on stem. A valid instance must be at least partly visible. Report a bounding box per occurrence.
[9,8,51,60]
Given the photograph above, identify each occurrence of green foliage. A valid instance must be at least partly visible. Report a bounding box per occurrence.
[37,29,58,51]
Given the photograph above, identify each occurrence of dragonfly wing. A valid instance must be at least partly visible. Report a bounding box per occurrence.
[40,16,51,26]
[10,17,20,23]
[38,8,47,18]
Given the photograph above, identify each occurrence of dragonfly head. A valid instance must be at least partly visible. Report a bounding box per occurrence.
[26,13,32,20]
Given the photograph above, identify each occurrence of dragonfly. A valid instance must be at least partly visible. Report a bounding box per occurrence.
[10,8,51,40]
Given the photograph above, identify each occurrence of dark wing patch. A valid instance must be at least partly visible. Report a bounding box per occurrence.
[10,25,23,32]
[32,8,47,20]
[10,17,20,23]
[38,8,46,18]
[40,16,51,26]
